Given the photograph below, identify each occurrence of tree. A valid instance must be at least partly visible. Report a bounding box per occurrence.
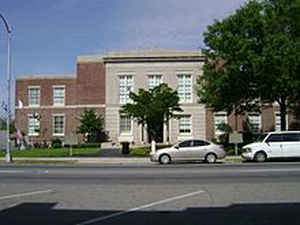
[197,0,300,131]
[1,118,16,134]
[121,83,182,143]
[77,109,105,143]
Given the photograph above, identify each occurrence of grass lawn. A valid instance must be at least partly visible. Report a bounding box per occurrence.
[0,147,100,158]
[130,147,151,156]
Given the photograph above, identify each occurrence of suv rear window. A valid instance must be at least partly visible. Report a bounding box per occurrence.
[282,133,300,142]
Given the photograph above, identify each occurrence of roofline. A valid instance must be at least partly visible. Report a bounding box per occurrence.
[103,56,205,63]
[17,75,76,80]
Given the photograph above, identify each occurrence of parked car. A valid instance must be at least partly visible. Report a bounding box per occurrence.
[150,139,226,164]
[242,131,300,162]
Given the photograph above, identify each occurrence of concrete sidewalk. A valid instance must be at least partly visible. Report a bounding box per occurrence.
[0,156,242,164]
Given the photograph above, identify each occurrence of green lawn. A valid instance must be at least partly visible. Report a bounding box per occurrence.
[130,147,151,156]
[0,147,100,158]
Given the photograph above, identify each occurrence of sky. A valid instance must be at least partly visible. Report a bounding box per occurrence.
[0,0,247,118]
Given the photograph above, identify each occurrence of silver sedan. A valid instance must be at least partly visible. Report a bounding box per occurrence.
[150,139,226,164]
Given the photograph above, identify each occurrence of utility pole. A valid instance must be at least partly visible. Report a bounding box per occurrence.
[0,13,13,163]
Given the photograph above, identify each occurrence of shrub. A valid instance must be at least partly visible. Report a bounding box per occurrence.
[51,138,62,148]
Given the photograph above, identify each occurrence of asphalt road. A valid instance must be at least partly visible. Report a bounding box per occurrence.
[1,163,300,225]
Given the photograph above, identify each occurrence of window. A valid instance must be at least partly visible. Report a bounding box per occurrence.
[148,75,162,89]
[28,114,40,136]
[120,115,132,135]
[282,133,300,142]
[248,113,261,133]
[179,115,191,134]
[193,140,210,147]
[53,86,65,106]
[214,112,227,136]
[28,87,40,106]
[266,134,283,142]
[53,115,65,136]
[177,74,192,103]
[178,140,193,148]
[119,75,133,104]
[275,112,288,131]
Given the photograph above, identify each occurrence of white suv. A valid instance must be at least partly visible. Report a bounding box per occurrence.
[242,131,300,162]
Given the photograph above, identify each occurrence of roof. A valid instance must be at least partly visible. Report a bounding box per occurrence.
[16,74,76,80]
[77,48,204,63]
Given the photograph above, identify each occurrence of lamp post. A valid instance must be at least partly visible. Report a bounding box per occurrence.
[0,13,13,163]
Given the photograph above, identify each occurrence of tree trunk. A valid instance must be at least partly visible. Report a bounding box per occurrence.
[279,97,287,131]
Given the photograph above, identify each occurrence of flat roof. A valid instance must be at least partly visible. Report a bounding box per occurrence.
[17,74,76,80]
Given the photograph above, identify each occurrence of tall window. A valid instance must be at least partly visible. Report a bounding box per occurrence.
[119,75,133,104]
[53,86,65,106]
[28,114,40,136]
[53,115,65,136]
[275,111,288,131]
[214,112,227,136]
[179,115,192,134]
[248,113,261,133]
[120,115,132,135]
[177,74,192,103]
[28,87,40,106]
[148,75,162,89]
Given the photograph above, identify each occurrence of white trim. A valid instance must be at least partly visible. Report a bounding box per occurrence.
[52,85,66,88]
[28,85,40,89]
[16,104,106,110]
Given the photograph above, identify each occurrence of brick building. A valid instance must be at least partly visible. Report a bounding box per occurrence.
[15,49,298,146]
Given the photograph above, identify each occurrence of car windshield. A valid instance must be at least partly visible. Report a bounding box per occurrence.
[257,134,267,142]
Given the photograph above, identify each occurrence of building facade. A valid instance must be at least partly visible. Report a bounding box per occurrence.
[15,49,299,146]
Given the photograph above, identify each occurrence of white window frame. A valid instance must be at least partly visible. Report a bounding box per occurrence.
[119,115,132,135]
[148,74,163,89]
[275,111,289,131]
[214,112,228,136]
[53,85,65,106]
[119,74,134,104]
[248,113,261,133]
[28,86,40,107]
[179,115,192,135]
[28,113,40,136]
[53,114,65,136]
[177,73,192,103]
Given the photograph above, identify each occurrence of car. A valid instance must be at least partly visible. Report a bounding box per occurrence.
[150,139,226,164]
[242,131,300,162]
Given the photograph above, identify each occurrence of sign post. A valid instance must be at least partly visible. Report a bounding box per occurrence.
[229,131,243,155]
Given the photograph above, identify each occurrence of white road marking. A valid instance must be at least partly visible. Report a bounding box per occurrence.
[0,170,25,173]
[76,189,206,225]
[0,189,53,200]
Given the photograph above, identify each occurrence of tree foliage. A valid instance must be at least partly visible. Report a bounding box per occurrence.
[197,0,300,131]
[121,83,183,142]
[77,109,105,143]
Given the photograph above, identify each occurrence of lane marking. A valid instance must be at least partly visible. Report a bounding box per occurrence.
[0,189,53,200]
[76,189,205,225]
[0,170,25,173]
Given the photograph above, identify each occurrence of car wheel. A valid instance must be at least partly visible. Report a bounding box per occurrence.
[205,153,217,163]
[159,154,171,165]
[254,152,266,162]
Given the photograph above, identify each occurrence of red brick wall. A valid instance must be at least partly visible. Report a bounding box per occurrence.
[15,61,106,144]
[15,78,77,107]
[76,62,105,105]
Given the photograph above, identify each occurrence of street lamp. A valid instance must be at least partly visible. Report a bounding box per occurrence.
[0,13,13,163]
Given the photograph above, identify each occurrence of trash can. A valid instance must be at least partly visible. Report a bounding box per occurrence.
[121,142,130,154]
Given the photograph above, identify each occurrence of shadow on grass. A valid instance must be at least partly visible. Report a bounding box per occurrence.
[1,202,300,225]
